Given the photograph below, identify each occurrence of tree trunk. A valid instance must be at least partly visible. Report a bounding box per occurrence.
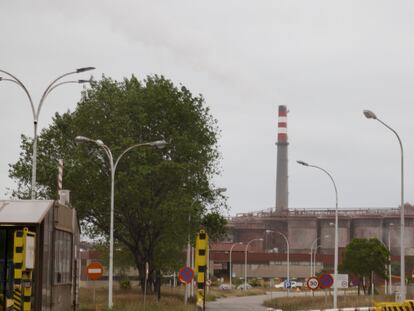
[155,269,162,301]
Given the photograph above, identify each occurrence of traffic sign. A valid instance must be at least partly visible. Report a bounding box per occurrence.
[335,274,349,289]
[178,266,194,284]
[307,277,319,290]
[284,279,291,289]
[87,262,104,281]
[318,273,334,289]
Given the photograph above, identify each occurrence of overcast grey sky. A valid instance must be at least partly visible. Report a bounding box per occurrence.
[1,1,414,215]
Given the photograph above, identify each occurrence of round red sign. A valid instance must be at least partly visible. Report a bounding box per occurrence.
[87,262,104,281]
[307,277,319,290]
[318,273,334,289]
[178,266,194,284]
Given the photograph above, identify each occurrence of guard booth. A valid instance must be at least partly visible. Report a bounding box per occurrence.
[0,199,80,311]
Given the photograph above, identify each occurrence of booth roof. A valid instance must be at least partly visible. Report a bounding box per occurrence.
[0,200,54,224]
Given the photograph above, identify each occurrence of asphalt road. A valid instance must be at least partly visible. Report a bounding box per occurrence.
[205,290,345,311]
[206,293,271,311]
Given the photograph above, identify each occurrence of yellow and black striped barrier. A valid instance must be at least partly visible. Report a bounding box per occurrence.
[12,228,35,311]
[195,228,208,311]
[375,300,414,311]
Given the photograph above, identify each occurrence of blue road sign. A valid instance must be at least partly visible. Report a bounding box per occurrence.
[318,273,333,289]
[284,279,291,289]
[179,266,194,284]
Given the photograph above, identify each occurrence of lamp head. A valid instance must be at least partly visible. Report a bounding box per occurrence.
[265,230,273,234]
[363,110,377,120]
[148,140,167,149]
[75,135,91,143]
[259,238,264,241]
[216,187,227,193]
[297,160,309,166]
[78,79,91,84]
[76,67,96,73]
[95,139,105,147]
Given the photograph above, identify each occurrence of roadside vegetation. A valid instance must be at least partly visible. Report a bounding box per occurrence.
[264,294,396,311]
[79,287,193,311]
[79,285,267,310]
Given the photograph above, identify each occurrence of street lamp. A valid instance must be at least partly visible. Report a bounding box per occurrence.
[244,238,263,291]
[0,67,95,199]
[75,136,167,309]
[309,238,319,276]
[229,242,243,289]
[266,230,290,293]
[297,160,338,309]
[363,109,405,301]
[185,187,227,303]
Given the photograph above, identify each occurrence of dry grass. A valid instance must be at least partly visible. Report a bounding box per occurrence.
[79,285,268,310]
[264,293,396,311]
[79,287,194,311]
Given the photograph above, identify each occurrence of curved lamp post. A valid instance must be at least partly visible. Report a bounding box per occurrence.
[310,238,320,276]
[297,160,338,309]
[0,67,95,199]
[266,230,290,293]
[244,238,263,291]
[229,242,243,289]
[363,109,405,301]
[75,136,167,309]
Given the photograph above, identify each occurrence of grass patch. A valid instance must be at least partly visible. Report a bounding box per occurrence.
[79,287,193,311]
[263,294,396,311]
[80,286,267,310]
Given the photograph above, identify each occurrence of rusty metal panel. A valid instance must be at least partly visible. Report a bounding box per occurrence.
[54,204,75,233]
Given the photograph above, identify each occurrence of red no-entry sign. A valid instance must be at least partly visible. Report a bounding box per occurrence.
[87,262,104,281]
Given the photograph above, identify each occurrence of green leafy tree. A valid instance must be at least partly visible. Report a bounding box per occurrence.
[340,238,389,295]
[9,75,227,296]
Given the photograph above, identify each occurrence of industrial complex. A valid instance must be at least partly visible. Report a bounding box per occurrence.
[210,105,414,280]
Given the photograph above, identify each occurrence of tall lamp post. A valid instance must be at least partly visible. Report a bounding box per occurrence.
[297,160,338,309]
[0,67,95,199]
[185,187,226,303]
[266,230,290,292]
[363,110,405,301]
[229,242,243,289]
[75,136,166,309]
[244,238,263,291]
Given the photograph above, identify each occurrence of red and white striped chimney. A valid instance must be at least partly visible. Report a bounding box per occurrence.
[275,105,289,212]
[277,106,288,143]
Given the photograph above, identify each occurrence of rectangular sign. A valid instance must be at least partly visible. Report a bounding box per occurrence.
[25,235,35,269]
[334,274,349,288]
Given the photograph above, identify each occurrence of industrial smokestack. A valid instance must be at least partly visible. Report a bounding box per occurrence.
[276,105,289,213]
